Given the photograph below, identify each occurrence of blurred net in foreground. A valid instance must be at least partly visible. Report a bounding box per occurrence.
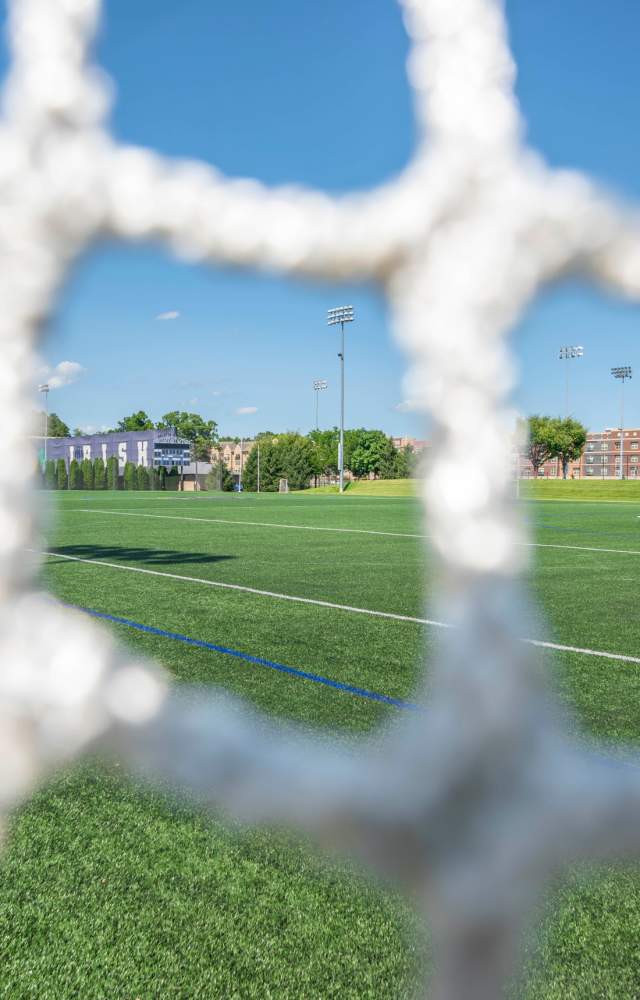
[3,1,640,997]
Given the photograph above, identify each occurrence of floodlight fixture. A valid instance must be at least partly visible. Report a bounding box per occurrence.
[327,305,354,326]
[611,367,632,480]
[559,345,583,359]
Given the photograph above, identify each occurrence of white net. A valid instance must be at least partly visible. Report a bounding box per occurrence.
[2,1,640,997]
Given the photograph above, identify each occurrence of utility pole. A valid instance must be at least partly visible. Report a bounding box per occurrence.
[559,345,583,417]
[312,379,328,430]
[611,367,632,480]
[38,383,49,471]
[257,444,260,493]
[327,306,354,493]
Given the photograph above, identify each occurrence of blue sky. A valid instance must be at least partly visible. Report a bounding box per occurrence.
[3,0,640,437]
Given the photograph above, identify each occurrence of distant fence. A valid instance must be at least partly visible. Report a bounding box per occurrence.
[3,2,640,999]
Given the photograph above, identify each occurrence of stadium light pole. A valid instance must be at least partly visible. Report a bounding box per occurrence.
[327,306,354,493]
[312,379,328,429]
[559,345,583,417]
[611,366,632,480]
[38,382,49,470]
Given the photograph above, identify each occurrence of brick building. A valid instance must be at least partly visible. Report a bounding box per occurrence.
[210,439,256,479]
[391,436,429,453]
[519,428,640,479]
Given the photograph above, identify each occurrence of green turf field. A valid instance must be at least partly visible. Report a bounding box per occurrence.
[4,489,640,997]
[297,478,417,496]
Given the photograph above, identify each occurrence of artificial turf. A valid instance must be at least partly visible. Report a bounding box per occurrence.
[297,479,417,497]
[3,489,640,997]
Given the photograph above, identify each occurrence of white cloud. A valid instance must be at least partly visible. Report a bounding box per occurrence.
[156,310,180,321]
[39,360,86,390]
[236,406,258,415]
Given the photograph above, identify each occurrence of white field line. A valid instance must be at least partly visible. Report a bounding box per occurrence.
[68,507,425,540]
[37,549,640,666]
[35,549,444,627]
[527,541,640,557]
[45,495,416,509]
[521,497,640,506]
[64,506,640,556]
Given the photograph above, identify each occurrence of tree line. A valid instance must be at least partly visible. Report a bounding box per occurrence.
[241,429,419,492]
[36,404,423,492]
[521,415,587,478]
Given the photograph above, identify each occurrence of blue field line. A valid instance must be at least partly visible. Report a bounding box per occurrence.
[65,602,420,711]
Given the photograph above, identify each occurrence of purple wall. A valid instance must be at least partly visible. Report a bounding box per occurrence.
[44,430,191,470]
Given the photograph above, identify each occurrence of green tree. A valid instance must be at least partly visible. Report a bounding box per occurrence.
[51,413,71,436]
[521,415,556,477]
[392,444,419,479]
[278,433,317,490]
[149,466,164,491]
[106,455,119,490]
[56,459,67,490]
[123,461,136,490]
[35,412,70,437]
[240,447,259,491]
[157,411,218,447]
[344,429,395,479]
[93,457,106,490]
[308,429,339,479]
[242,439,281,492]
[242,435,315,491]
[549,417,587,479]
[136,465,150,490]
[206,461,234,492]
[68,459,83,490]
[115,411,155,432]
[192,437,212,490]
[44,459,57,489]
[81,457,94,489]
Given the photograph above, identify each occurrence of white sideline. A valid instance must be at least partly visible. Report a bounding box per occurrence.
[37,549,640,666]
[65,507,640,557]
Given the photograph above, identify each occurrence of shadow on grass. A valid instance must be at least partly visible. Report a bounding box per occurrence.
[48,544,236,567]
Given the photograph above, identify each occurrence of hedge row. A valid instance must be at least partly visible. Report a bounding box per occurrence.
[39,457,179,490]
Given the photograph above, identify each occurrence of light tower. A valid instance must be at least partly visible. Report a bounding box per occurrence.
[327,305,354,493]
[611,366,632,480]
[312,379,328,430]
[559,345,583,416]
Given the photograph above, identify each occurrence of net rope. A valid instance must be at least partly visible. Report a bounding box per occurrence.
[2,1,640,996]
